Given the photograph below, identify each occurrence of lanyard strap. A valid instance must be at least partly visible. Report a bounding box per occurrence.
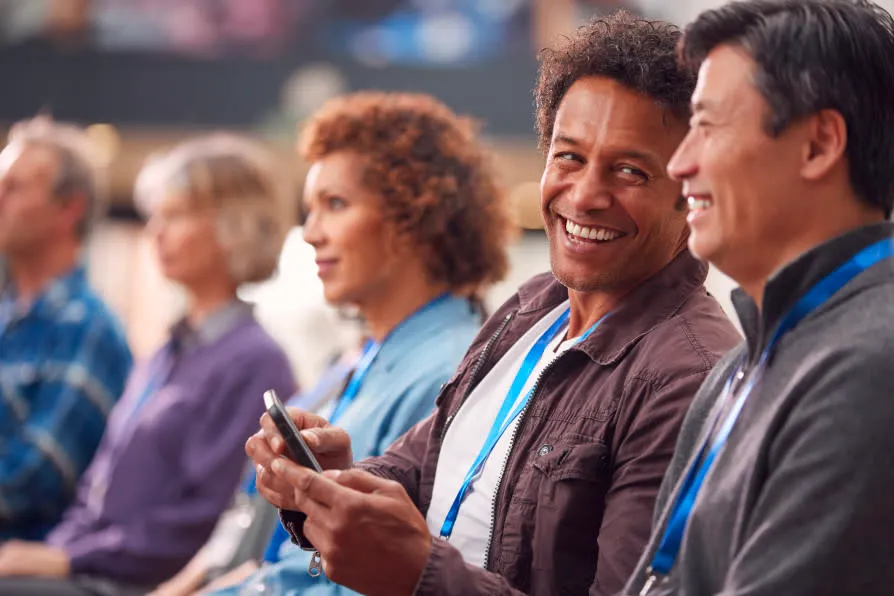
[89,341,177,507]
[123,341,176,429]
[0,291,15,337]
[439,306,606,539]
[329,339,378,424]
[329,292,451,424]
[647,237,894,580]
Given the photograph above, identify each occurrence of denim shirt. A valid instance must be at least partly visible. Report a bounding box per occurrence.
[215,293,483,596]
[0,265,132,540]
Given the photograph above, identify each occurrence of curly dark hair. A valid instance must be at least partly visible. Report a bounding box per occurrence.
[535,10,696,152]
[299,91,512,294]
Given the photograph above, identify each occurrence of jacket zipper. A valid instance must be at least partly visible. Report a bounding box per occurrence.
[482,354,561,571]
[440,312,514,443]
[307,550,322,577]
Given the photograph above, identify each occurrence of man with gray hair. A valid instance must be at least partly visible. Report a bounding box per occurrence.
[0,117,132,541]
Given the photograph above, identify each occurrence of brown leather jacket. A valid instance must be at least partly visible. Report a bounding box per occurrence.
[283,251,740,595]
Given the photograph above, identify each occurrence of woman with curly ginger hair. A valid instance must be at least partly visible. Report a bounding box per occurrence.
[299,91,511,315]
[154,92,514,596]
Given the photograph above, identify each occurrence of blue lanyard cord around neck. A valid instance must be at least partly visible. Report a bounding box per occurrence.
[645,237,894,585]
[124,341,177,428]
[329,338,378,424]
[329,292,451,424]
[89,341,177,497]
[439,306,607,540]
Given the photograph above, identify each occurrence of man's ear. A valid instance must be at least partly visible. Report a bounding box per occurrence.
[59,192,88,235]
[801,109,847,182]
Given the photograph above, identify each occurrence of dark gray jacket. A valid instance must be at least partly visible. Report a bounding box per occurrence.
[624,222,894,596]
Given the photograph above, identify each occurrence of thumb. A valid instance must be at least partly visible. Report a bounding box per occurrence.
[324,469,394,495]
[301,426,351,455]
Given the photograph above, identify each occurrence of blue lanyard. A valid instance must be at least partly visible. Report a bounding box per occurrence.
[646,237,894,583]
[329,339,378,424]
[124,342,176,428]
[0,290,15,337]
[329,292,451,424]
[439,305,606,540]
[89,341,177,500]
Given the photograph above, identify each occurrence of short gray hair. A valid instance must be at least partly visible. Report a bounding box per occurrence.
[7,116,104,238]
[135,133,292,285]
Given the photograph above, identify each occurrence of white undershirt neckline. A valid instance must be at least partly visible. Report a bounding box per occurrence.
[425,301,573,567]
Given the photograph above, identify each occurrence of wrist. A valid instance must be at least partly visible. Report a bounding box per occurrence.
[53,547,72,577]
[408,535,433,595]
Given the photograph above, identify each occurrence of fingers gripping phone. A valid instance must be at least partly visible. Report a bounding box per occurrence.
[263,390,323,473]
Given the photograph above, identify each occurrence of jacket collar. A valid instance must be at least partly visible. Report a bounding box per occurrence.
[733,221,894,359]
[516,250,709,365]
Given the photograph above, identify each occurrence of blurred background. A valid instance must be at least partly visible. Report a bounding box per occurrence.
[1,0,823,388]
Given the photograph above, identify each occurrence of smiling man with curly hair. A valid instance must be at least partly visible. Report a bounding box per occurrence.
[246,11,740,596]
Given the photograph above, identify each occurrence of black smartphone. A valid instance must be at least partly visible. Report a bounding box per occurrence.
[263,389,323,472]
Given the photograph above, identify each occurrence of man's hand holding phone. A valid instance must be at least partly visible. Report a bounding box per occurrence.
[247,390,430,595]
[245,393,353,512]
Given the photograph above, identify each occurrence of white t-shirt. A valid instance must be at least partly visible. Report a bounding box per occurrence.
[426,302,576,568]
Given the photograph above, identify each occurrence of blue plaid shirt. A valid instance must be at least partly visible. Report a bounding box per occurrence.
[0,265,132,540]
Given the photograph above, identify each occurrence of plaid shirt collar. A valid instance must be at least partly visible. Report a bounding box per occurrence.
[0,265,88,330]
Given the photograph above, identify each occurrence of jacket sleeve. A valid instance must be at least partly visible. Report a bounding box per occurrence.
[412,538,529,595]
[588,371,707,596]
[63,351,296,579]
[716,348,894,595]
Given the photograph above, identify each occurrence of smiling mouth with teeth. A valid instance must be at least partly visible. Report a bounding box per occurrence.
[562,217,624,242]
[687,196,713,210]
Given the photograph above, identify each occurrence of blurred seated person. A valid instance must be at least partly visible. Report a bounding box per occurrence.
[151,91,514,596]
[0,134,297,595]
[0,117,132,541]
[151,349,361,596]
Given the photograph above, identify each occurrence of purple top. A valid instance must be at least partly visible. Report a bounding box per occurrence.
[46,301,296,586]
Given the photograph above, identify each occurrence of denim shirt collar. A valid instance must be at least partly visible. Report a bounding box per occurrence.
[169,299,254,353]
[1,264,89,326]
[374,293,476,372]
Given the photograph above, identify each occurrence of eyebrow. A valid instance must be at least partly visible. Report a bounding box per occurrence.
[552,134,581,147]
[553,133,663,171]
[617,149,658,161]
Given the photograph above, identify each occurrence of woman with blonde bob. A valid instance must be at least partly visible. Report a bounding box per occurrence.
[0,135,297,596]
